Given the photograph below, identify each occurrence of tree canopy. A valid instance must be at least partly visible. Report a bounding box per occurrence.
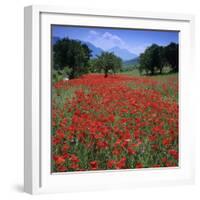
[53,38,92,79]
[95,52,122,77]
[164,43,179,72]
[139,42,178,75]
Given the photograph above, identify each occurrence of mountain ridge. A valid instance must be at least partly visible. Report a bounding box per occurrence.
[123,57,139,65]
[52,37,138,61]
[108,46,137,61]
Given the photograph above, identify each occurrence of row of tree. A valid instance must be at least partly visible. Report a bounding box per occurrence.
[53,38,122,79]
[53,38,178,79]
[139,43,178,75]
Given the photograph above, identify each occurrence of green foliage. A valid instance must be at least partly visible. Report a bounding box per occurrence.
[139,44,161,75]
[95,52,122,77]
[164,43,179,72]
[63,66,72,76]
[121,65,139,73]
[53,38,91,79]
[88,58,100,73]
[52,66,72,83]
[139,42,178,75]
[52,70,63,83]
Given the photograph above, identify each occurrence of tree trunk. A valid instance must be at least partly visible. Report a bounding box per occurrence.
[104,69,108,78]
[160,67,163,74]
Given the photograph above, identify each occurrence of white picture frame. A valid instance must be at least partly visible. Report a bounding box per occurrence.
[24,5,195,194]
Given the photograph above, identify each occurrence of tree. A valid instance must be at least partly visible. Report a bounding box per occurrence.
[139,44,162,75]
[53,38,92,79]
[157,46,167,74]
[139,52,150,75]
[139,43,179,75]
[164,42,179,72]
[95,52,122,77]
[88,58,99,73]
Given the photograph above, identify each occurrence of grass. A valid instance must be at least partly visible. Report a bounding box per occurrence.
[120,69,140,76]
[120,70,178,102]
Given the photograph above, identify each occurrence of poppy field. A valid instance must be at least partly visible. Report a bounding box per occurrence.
[51,73,178,172]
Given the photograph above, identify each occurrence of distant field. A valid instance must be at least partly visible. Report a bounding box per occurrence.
[52,72,178,172]
[120,69,140,76]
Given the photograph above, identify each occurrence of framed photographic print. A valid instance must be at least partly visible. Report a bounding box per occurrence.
[24,5,195,194]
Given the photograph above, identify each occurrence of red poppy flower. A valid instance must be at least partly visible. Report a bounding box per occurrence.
[116,157,126,169]
[168,149,178,160]
[52,73,178,172]
[162,138,171,146]
[90,161,98,170]
[56,129,65,139]
[70,154,80,163]
[135,162,143,168]
[54,156,65,165]
[107,160,115,168]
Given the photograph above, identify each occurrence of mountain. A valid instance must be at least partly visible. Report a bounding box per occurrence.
[52,38,103,58]
[52,38,138,62]
[108,47,137,61]
[82,41,103,58]
[123,57,139,67]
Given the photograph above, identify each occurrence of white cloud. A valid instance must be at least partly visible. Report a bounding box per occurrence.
[86,31,126,50]
[128,43,152,55]
[89,30,99,36]
[102,32,125,46]
[86,30,150,55]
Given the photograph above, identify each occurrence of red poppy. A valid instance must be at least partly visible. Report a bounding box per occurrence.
[54,156,65,165]
[107,160,115,168]
[90,161,98,170]
[56,129,65,139]
[52,73,178,172]
[162,138,171,146]
[168,149,178,160]
[135,162,143,168]
[70,154,80,163]
[116,157,126,169]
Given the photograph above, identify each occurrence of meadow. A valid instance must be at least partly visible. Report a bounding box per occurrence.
[52,72,178,172]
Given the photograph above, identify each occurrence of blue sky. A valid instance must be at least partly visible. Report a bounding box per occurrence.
[52,25,179,55]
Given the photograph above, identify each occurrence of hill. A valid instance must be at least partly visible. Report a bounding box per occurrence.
[108,46,137,61]
[52,37,139,62]
[122,57,139,67]
[82,42,103,58]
